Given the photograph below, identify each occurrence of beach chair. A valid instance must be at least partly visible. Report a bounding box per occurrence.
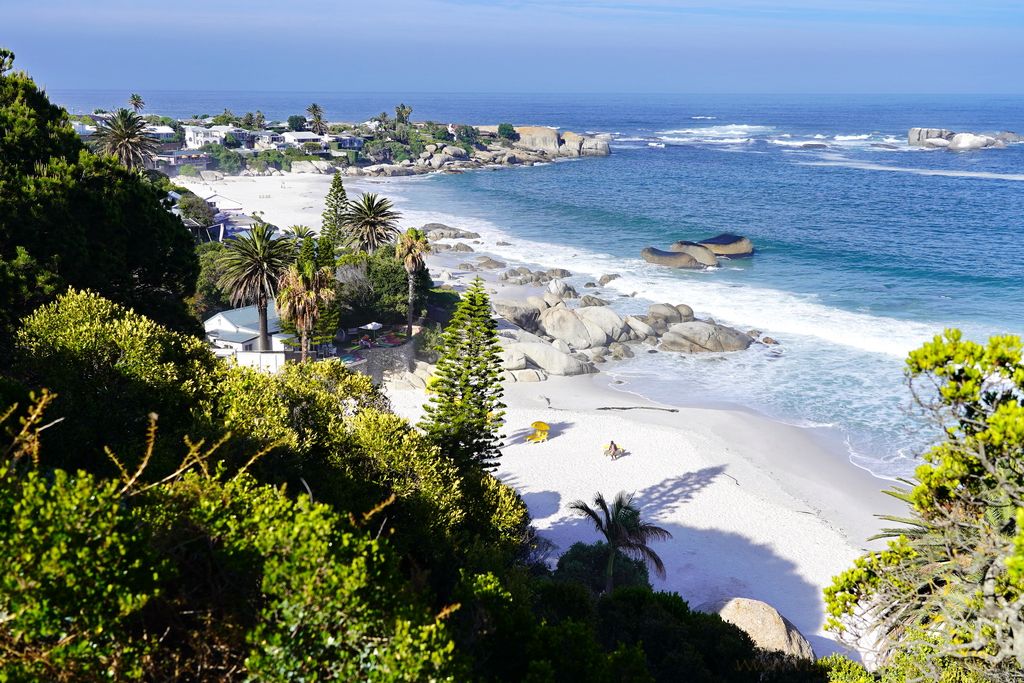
[526,421,550,444]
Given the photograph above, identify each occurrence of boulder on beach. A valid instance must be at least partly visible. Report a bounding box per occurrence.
[542,292,564,308]
[668,241,719,267]
[579,295,610,307]
[508,342,595,376]
[548,267,572,278]
[625,315,656,339]
[641,247,704,269]
[526,295,549,311]
[648,303,687,324]
[499,347,528,371]
[598,273,621,286]
[697,233,754,258]
[659,321,752,353]
[538,307,609,349]
[674,304,695,321]
[700,598,815,660]
[547,278,578,299]
[576,305,627,341]
[424,224,481,240]
[476,257,507,269]
[452,242,475,253]
[493,300,540,332]
[510,368,546,382]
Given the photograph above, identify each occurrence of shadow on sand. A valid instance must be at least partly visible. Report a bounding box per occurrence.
[543,466,851,659]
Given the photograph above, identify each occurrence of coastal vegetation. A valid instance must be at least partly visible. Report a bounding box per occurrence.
[3,47,1023,682]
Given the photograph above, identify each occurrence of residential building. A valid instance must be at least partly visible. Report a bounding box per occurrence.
[330,133,365,150]
[145,124,177,141]
[183,125,224,149]
[255,131,284,150]
[204,302,292,353]
[151,150,210,176]
[282,131,324,148]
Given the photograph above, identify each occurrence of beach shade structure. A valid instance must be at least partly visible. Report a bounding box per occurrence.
[526,421,550,444]
[360,321,383,341]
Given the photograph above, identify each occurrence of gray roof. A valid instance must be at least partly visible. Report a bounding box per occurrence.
[210,330,259,344]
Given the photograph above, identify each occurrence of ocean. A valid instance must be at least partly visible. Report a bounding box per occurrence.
[52,90,1024,478]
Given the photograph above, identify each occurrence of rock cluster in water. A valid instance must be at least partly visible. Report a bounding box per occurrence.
[641,233,754,269]
[908,127,1023,151]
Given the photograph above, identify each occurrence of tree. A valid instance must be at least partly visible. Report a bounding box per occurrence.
[253,110,266,130]
[307,103,327,135]
[178,194,215,225]
[570,492,672,595]
[395,103,413,125]
[128,92,144,112]
[341,193,401,254]
[826,330,1024,677]
[419,278,506,471]
[454,124,479,145]
[395,228,430,337]
[217,222,294,351]
[288,114,306,131]
[240,111,256,129]
[0,56,197,340]
[211,108,236,125]
[498,123,518,141]
[277,261,336,362]
[190,242,231,320]
[92,107,158,169]
[320,172,348,261]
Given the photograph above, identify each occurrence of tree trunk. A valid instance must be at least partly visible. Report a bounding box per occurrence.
[300,327,309,362]
[258,298,269,352]
[605,545,616,594]
[406,271,415,337]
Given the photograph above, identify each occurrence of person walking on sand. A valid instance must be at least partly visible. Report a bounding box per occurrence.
[605,441,622,460]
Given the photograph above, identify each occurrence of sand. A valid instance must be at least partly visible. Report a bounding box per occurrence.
[185,170,905,658]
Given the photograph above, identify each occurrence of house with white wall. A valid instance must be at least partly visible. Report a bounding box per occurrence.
[204,302,292,357]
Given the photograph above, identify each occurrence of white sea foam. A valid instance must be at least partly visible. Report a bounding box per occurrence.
[834,134,872,141]
[660,136,753,145]
[691,115,717,119]
[767,138,818,147]
[798,158,1024,182]
[657,124,773,137]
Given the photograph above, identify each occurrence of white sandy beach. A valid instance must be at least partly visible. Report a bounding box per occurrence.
[181,170,905,657]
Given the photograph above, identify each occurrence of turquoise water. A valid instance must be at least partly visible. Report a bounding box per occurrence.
[55,91,1024,476]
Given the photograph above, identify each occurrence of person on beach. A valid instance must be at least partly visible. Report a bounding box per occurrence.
[605,441,622,460]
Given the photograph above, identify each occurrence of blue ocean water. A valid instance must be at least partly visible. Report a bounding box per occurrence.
[54,91,1024,477]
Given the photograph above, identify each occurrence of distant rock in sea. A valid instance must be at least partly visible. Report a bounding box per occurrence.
[909,126,1020,151]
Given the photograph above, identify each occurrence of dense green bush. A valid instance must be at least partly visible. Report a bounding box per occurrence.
[498,122,519,140]
[553,541,651,596]
[288,114,306,131]
[0,56,197,341]
[190,241,231,320]
[177,162,198,176]
[0,401,457,681]
[14,290,221,475]
[199,143,243,174]
[337,245,433,327]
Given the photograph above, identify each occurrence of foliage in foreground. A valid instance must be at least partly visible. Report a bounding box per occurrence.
[0,50,198,342]
[826,330,1024,679]
[0,396,456,681]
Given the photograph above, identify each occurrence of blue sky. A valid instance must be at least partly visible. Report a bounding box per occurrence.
[7,0,1023,93]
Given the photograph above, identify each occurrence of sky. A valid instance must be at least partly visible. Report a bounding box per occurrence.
[6,0,1024,93]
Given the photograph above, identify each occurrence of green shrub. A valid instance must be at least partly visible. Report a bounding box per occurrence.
[14,289,220,476]
[554,542,651,596]
[498,123,519,141]
[178,193,215,225]
[287,114,306,131]
[177,163,198,176]
[199,143,243,174]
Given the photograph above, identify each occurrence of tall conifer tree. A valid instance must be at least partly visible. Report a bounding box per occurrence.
[320,173,347,261]
[420,278,505,470]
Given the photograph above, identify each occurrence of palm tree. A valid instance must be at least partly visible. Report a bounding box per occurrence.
[128,93,145,112]
[283,224,316,242]
[395,103,412,125]
[570,492,672,594]
[306,102,327,135]
[92,108,158,170]
[277,261,336,362]
[218,223,295,352]
[396,228,431,337]
[341,193,401,254]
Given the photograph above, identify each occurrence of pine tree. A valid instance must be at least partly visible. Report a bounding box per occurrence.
[420,278,506,471]
[320,173,348,261]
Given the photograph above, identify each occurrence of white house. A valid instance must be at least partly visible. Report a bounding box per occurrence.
[71,120,97,137]
[255,131,284,150]
[183,125,224,149]
[282,131,324,148]
[204,302,292,355]
[145,124,176,141]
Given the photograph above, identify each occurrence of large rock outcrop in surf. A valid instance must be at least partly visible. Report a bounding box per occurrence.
[506,126,611,157]
[697,233,754,258]
[908,128,954,146]
[668,241,719,267]
[641,247,704,269]
[659,321,752,353]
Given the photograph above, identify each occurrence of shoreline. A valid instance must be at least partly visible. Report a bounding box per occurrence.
[181,169,909,656]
